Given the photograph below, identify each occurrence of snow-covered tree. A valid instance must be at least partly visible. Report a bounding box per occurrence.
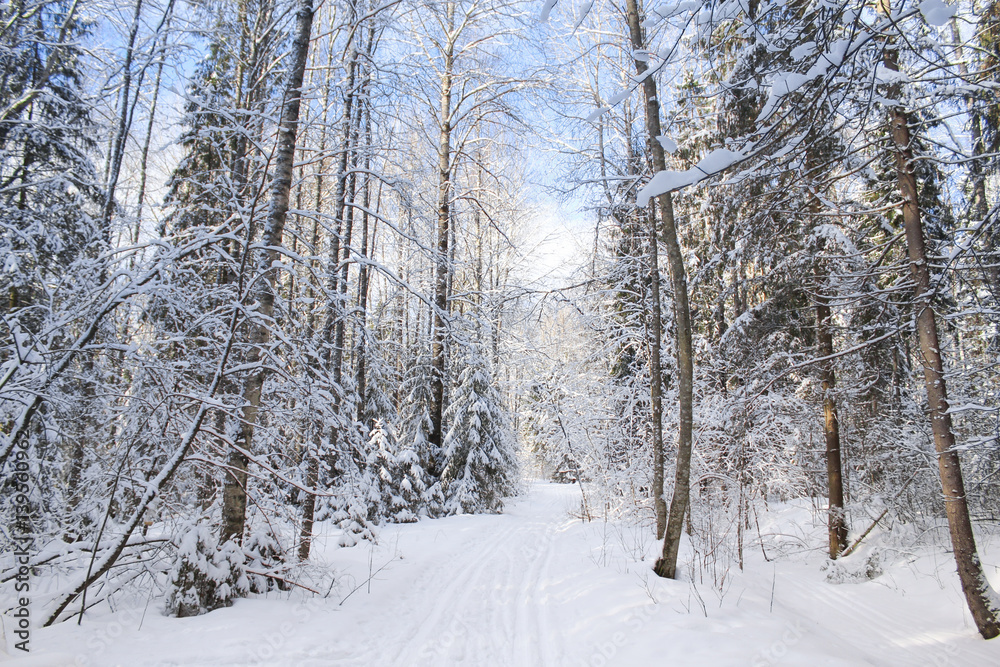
[441,350,518,514]
[165,527,249,618]
[366,420,433,523]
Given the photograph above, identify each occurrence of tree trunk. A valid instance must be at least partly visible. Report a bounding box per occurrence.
[323,0,360,365]
[646,206,667,538]
[334,35,371,391]
[814,275,847,558]
[134,0,175,243]
[885,46,1000,640]
[101,0,144,235]
[805,140,848,559]
[621,0,695,579]
[429,1,456,470]
[298,12,336,560]
[220,0,315,545]
[355,99,374,426]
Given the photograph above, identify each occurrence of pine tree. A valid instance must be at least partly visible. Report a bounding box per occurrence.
[0,0,99,340]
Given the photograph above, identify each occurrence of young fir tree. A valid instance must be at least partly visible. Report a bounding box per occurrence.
[366,420,430,523]
[441,349,518,514]
[400,358,444,479]
[164,526,249,618]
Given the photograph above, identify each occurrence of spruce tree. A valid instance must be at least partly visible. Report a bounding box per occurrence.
[441,350,518,514]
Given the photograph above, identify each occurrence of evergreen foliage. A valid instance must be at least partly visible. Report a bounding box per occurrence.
[165,527,249,618]
[442,351,518,514]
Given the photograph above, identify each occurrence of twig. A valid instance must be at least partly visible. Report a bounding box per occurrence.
[753,505,771,563]
[840,470,920,559]
[840,509,890,559]
[338,556,396,606]
[769,565,776,613]
[245,569,324,595]
[690,581,707,618]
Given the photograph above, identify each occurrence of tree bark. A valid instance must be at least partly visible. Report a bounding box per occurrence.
[647,206,667,539]
[814,274,847,558]
[621,0,695,579]
[220,0,315,545]
[355,99,374,426]
[885,46,1000,640]
[429,1,457,470]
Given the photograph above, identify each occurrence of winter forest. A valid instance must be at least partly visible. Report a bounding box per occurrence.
[3,0,1000,663]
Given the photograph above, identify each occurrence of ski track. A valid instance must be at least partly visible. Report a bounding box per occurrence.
[22,483,1000,667]
[371,488,572,667]
[398,523,521,666]
[772,573,914,665]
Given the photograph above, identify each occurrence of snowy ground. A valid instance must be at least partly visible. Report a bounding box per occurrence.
[5,482,1000,666]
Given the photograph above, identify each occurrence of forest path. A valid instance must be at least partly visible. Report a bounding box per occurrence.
[372,485,579,667]
[23,482,1000,666]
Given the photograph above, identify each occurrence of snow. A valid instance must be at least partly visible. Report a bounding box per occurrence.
[573,0,594,30]
[919,0,957,26]
[643,1,700,26]
[605,88,632,106]
[875,63,910,85]
[756,36,858,123]
[657,135,678,154]
[637,148,744,205]
[9,483,1000,666]
[538,0,558,22]
[945,403,998,414]
[757,71,815,119]
[585,106,611,123]
[790,41,816,61]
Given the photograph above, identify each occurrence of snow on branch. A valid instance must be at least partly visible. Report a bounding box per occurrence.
[636,147,744,206]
